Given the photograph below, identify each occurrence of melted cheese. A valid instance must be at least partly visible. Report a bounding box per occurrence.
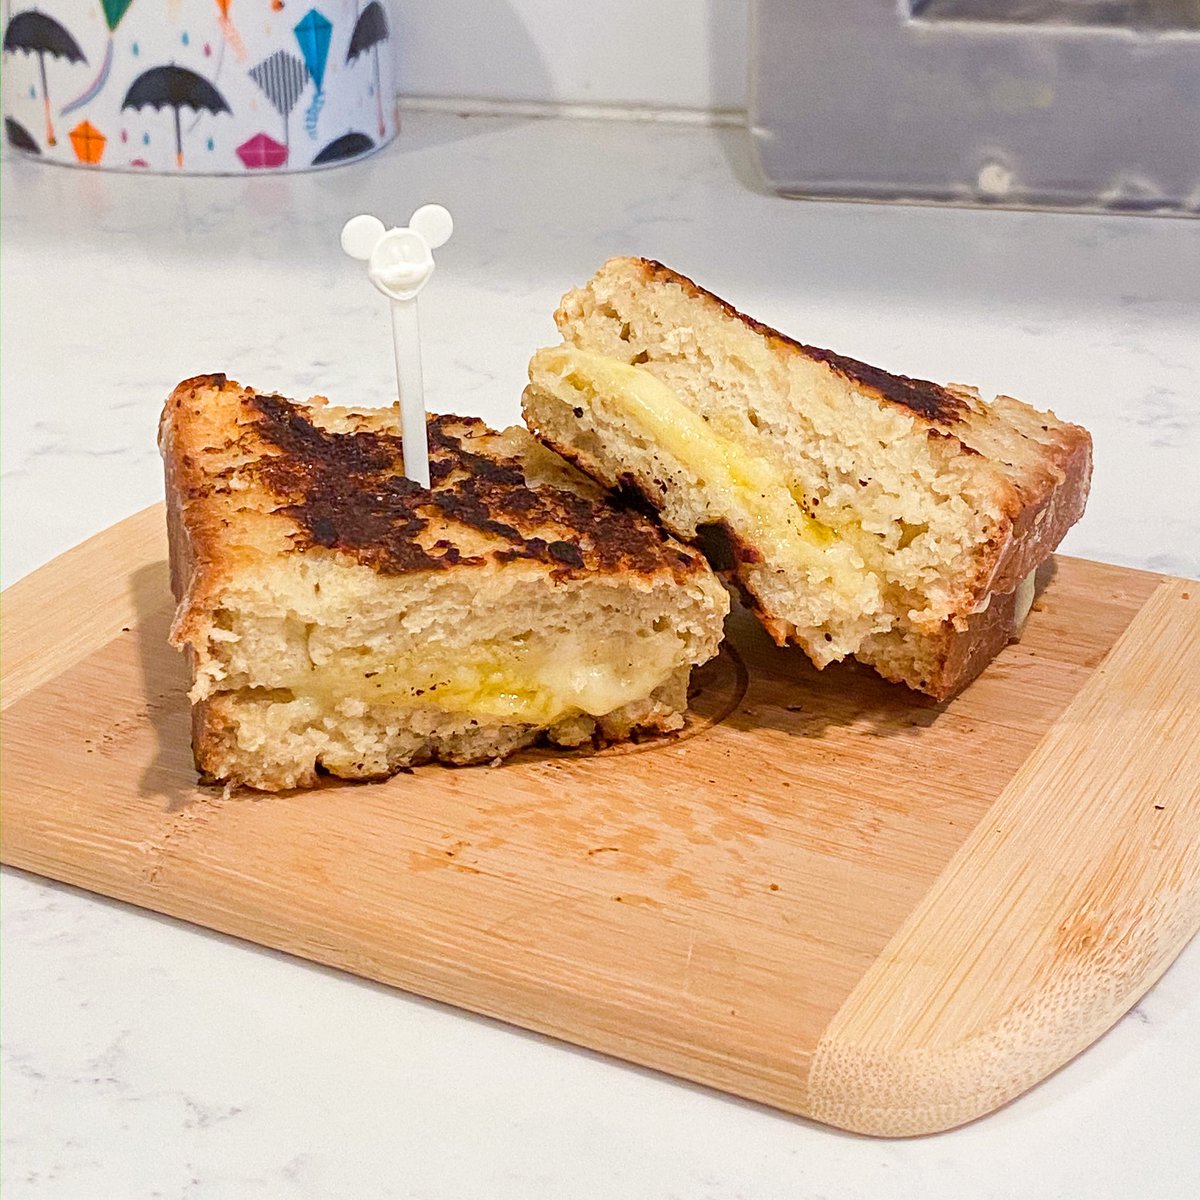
[1012,569,1037,634]
[537,345,864,591]
[287,638,680,725]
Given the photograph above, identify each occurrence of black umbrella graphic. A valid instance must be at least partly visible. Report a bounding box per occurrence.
[3,11,87,147]
[346,1,390,138]
[312,131,374,166]
[249,49,308,157]
[122,65,230,169]
[5,115,40,154]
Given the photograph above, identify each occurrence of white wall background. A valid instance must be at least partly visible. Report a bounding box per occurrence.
[392,1,749,112]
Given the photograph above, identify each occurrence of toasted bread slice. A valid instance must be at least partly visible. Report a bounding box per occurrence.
[160,375,728,791]
[523,257,1091,699]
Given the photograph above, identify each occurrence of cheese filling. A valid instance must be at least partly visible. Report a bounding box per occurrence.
[275,635,684,725]
[535,345,874,602]
[1012,569,1037,633]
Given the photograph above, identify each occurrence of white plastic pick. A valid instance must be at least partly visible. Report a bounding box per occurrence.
[340,204,454,489]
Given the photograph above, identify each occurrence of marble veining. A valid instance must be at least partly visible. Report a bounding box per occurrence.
[2,111,1199,1198]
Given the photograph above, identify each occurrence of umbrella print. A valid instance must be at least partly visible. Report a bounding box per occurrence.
[3,11,87,147]
[293,8,332,139]
[4,115,40,154]
[346,1,389,138]
[248,49,307,158]
[69,119,106,164]
[61,0,134,116]
[122,65,230,169]
[312,130,373,165]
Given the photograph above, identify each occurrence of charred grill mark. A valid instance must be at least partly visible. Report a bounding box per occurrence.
[800,347,968,423]
[246,393,690,580]
[613,473,665,521]
[253,392,405,475]
[251,393,441,572]
[695,520,763,569]
[548,540,585,567]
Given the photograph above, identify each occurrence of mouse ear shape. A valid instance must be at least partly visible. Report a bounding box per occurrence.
[341,214,387,260]
[409,204,453,249]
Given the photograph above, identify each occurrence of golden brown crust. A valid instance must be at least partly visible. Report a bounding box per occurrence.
[158,373,232,622]
[867,589,1024,702]
[975,409,1092,598]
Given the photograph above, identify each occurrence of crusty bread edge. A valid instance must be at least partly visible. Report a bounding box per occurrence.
[869,585,1028,702]
[159,373,234,647]
[160,374,238,778]
[976,419,1092,598]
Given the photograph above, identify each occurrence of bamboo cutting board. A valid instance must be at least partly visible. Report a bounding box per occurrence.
[3,506,1198,1136]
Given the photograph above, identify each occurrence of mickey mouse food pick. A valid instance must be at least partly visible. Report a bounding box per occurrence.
[341,205,454,488]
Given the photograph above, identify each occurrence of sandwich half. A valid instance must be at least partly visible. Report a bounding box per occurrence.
[523,257,1092,700]
[160,374,728,791]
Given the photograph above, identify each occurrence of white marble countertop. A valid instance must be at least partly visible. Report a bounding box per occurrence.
[3,111,1198,1198]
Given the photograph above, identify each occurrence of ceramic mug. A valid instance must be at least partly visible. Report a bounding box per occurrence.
[1,1,397,172]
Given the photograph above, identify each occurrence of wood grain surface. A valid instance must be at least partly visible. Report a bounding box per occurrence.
[3,505,1198,1135]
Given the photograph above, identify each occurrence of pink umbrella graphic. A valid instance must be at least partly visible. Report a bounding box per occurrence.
[236,131,287,169]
